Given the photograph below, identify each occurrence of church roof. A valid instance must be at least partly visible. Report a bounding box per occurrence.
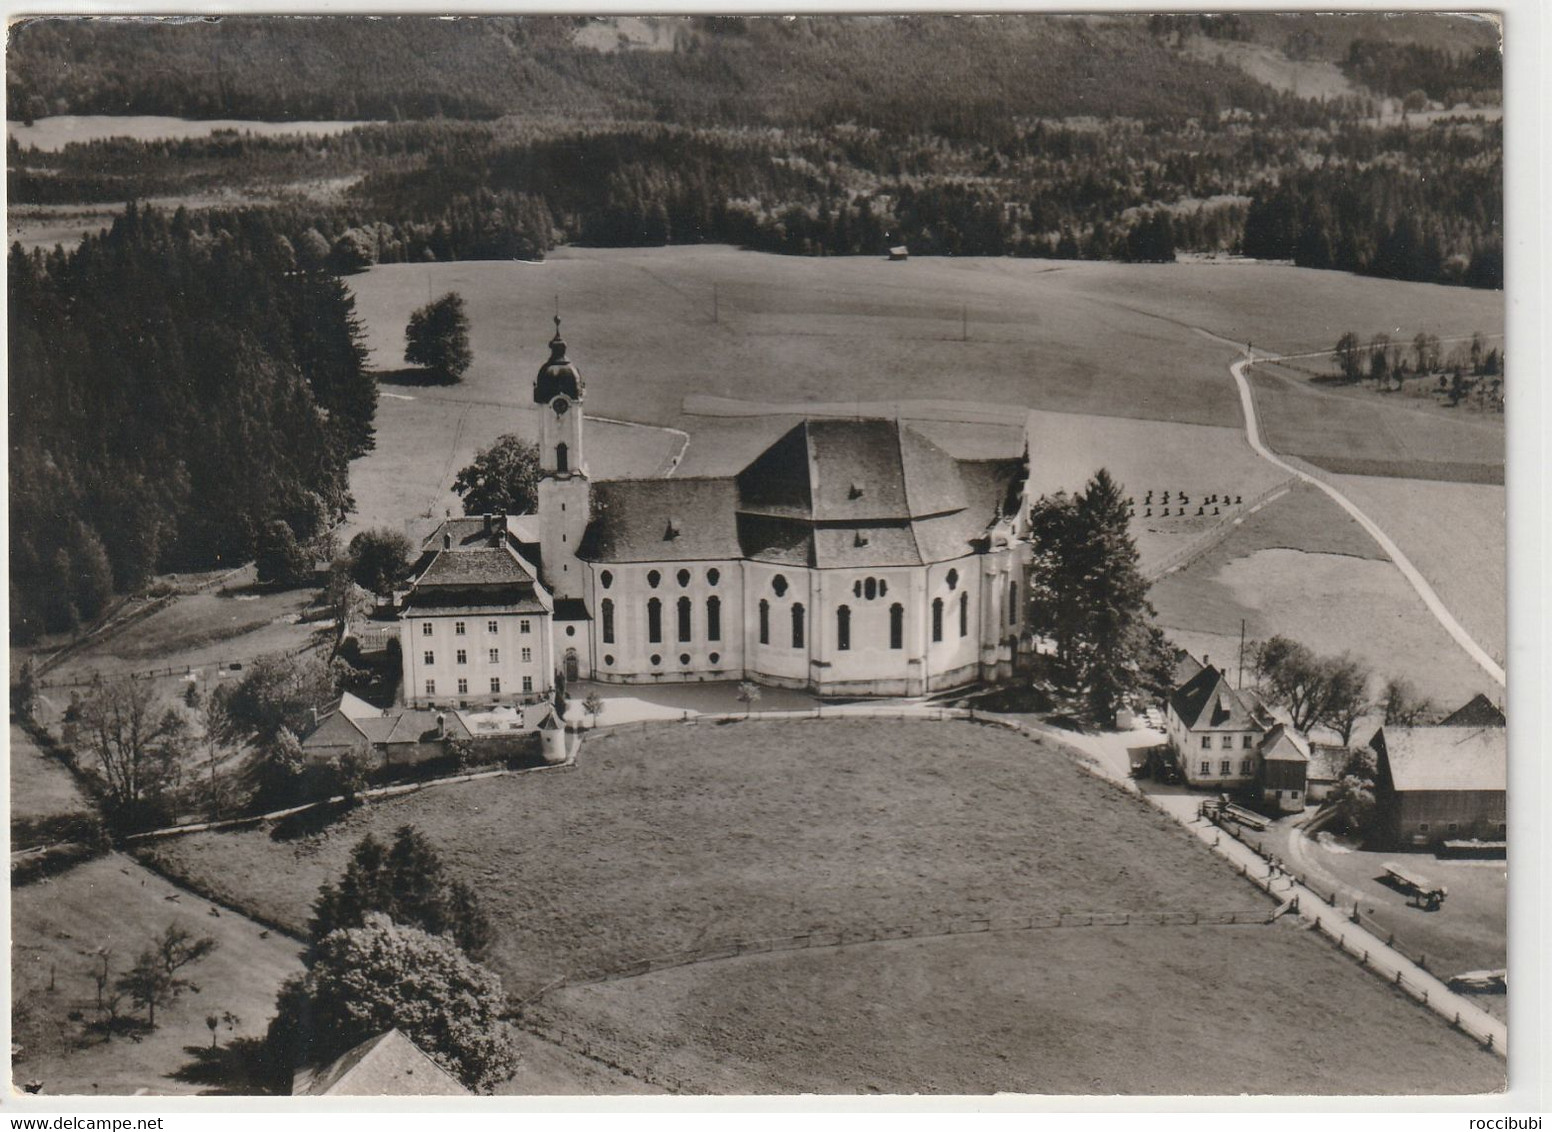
[581,419,1022,568]
[580,477,742,563]
[735,419,969,523]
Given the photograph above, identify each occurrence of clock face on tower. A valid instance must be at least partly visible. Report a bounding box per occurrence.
[553,398,570,417]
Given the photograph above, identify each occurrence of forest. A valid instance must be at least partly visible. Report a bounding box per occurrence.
[10,106,1503,287]
[8,205,375,642]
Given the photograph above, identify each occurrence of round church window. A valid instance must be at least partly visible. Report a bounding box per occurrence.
[772,575,789,597]
[677,569,691,588]
[600,570,613,589]
[679,653,691,666]
[650,654,662,667]
[566,626,576,637]
[647,570,661,588]
[604,654,614,666]
[709,652,721,665]
[707,568,720,586]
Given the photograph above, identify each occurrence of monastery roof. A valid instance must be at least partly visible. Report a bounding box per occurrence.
[1371,725,1506,793]
[292,1029,469,1097]
[1170,666,1264,733]
[403,543,550,614]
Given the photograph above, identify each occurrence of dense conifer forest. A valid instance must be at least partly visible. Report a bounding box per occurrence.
[8,206,373,641]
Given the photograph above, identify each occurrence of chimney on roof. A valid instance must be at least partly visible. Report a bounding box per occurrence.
[483,513,493,534]
[442,531,452,550]
[1203,654,1210,668]
[854,530,869,547]
[849,482,864,500]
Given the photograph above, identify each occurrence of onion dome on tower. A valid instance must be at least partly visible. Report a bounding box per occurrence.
[533,315,584,404]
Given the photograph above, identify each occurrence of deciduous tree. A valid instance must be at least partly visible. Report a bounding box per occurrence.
[78,673,189,825]
[404,292,472,383]
[267,914,517,1092]
[451,435,542,517]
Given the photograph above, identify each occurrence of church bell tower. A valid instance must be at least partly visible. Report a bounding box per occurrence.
[533,316,591,600]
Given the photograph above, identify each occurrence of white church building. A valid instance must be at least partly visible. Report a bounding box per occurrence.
[399,320,1037,706]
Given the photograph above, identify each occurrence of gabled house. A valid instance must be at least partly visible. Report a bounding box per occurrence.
[1368,724,1506,848]
[1258,721,1310,814]
[1165,664,1269,789]
[292,1029,469,1097]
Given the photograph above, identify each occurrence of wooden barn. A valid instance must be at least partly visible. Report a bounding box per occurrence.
[1367,724,1506,849]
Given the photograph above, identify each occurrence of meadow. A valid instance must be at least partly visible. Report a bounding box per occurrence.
[11,852,305,1096]
[533,923,1503,1095]
[1328,473,1506,664]
[1150,485,1499,709]
[10,723,93,825]
[139,718,1501,1094]
[7,114,371,152]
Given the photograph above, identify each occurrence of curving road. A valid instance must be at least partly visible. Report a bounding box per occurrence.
[1226,350,1505,687]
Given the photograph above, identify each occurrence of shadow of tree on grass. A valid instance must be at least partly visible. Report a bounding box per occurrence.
[170,1038,283,1095]
[375,367,462,388]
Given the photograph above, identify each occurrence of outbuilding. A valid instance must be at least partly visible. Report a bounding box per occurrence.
[1368,724,1506,848]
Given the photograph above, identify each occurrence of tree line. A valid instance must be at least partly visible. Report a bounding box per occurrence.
[12,103,1501,289]
[8,204,376,642]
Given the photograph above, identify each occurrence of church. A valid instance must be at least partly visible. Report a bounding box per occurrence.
[398,320,1037,707]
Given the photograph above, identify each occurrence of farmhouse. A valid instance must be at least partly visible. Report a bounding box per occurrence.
[1367,724,1506,849]
[1440,693,1506,728]
[292,1029,469,1097]
[1165,663,1271,789]
[399,320,1036,698]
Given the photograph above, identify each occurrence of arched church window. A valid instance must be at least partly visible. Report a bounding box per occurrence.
[678,596,692,642]
[556,442,569,474]
[864,577,877,601]
[601,599,615,644]
[837,605,851,651]
[706,596,722,641]
[791,603,805,649]
[759,600,770,645]
[959,591,969,638]
[889,603,904,650]
[1009,581,1019,626]
[932,598,944,643]
[647,598,662,644]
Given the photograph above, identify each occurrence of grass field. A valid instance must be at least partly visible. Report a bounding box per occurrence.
[135,717,1502,1093]
[1250,363,1503,483]
[10,724,93,824]
[142,719,1269,1000]
[531,923,1503,1095]
[1023,408,1290,572]
[1151,484,1497,709]
[11,852,305,1096]
[1328,474,1506,665]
